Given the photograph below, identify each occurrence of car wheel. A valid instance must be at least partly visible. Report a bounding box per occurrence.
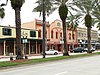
[54,52,58,55]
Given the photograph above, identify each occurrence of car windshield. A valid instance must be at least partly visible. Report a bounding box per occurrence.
[49,49,54,51]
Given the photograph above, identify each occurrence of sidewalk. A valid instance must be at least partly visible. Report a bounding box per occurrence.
[0,50,100,62]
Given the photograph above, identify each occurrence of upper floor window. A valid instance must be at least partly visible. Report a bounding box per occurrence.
[72,34,75,40]
[51,30,53,38]
[57,22,61,26]
[69,33,71,40]
[30,31,36,37]
[38,30,41,38]
[56,32,58,39]
[60,32,62,38]
[78,33,80,37]
[46,31,47,38]
[2,28,12,36]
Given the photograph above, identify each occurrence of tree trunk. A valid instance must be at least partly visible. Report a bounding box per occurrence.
[87,27,92,53]
[72,31,74,49]
[62,21,69,56]
[15,7,23,59]
[42,0,46,58]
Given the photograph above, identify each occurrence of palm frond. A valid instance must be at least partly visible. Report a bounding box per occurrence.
[33,0,56,17]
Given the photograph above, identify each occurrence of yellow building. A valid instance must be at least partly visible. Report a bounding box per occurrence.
[0,25,42,56]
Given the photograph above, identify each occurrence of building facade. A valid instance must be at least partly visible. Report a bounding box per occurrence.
[0,19,99,56]
[0,25,40,56]
[22,19,78,52]
[77,27,98,48]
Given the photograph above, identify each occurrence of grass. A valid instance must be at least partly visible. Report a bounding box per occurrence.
[0,52,100,68]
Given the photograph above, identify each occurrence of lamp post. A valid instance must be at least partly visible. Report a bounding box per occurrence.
[23,33,28,59]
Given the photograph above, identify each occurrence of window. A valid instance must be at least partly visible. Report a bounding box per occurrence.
[78,33,80,37]
[72,34,75,40]
[51,30,53,38]
[38,30,41,38]
[57,22,61,26]
[30,31,36,37]
[60,32,62,38]
[2,28,12,35]
[56,32,58,39]
[69,33,71,40]
[46,31,47,38]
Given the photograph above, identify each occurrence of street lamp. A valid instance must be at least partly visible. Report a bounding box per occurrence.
[22,33,28,59]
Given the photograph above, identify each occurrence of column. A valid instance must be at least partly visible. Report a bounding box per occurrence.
[3,40,6,56]
[28,41,30,54]
[14,40,16,55]
[36,41,38,54]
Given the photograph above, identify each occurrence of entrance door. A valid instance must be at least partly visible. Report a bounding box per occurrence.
[6,46,11,56]
[31,46,36,54]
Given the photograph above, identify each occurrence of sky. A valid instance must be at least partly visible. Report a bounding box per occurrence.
[0,0,60,26]
[0,0,98,30]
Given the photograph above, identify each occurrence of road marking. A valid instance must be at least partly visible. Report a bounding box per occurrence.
[55,71,68,75]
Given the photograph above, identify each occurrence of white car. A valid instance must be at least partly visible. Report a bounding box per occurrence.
[45,49,59,55]
[84,47,95,52]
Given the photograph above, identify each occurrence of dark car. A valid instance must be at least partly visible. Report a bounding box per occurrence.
[72,47,86,53]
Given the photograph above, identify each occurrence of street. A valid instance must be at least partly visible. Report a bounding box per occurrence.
[0,55,100,75]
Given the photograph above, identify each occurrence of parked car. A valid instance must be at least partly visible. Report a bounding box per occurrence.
[72,47,86,53]
[84,47,95,52]
[45,49,59,55]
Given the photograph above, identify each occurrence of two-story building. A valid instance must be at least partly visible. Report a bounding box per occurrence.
[77,27,98,48]
[22,19,78,52]
[0,25,41,56]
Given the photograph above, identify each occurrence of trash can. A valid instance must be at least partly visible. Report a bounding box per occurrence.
[9,53,13,60]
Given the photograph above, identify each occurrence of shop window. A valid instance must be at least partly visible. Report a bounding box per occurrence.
[30,31,36,37]
[2,28,12,36]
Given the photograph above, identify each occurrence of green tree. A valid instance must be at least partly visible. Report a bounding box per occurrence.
[55,0,70,56]
[73,0,98,53]
[0,6,5,19]
[10,0,25,59]
[92,0,100,30]
[33,0,56,58]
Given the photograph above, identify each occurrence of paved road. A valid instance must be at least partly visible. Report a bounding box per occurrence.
[0,55,100,75]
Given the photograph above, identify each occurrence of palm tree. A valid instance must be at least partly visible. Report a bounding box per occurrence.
[33,0,56,58]
[0,6,5,19]
[73,0,98,53]
[92,0,100,30]
[55,0,70,56]
[10,0,25,59]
